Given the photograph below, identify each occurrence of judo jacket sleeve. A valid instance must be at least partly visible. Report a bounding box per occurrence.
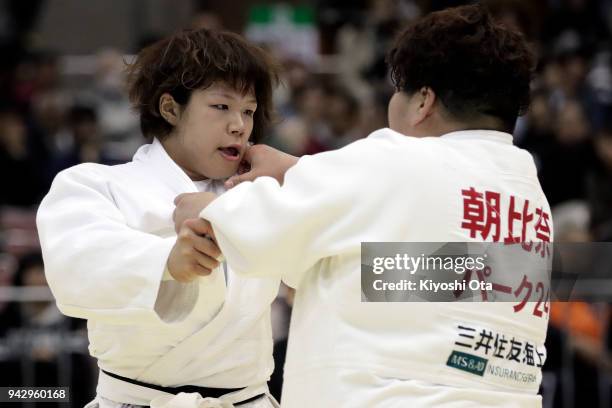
[37,164,191,325]
[201,145,380,289]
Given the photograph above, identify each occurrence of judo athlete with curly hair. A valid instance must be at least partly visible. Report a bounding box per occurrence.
[37,28,282,408]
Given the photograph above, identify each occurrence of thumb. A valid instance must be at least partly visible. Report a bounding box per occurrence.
[183,218,215,238]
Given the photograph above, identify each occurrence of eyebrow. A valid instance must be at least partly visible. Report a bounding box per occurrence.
[211,92,257,104]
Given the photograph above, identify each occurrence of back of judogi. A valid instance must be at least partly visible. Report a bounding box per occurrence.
[203,128,553,407]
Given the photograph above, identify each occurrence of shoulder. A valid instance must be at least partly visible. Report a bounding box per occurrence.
[43,162,145,211]
[357,128,438,157]
[39,160,148,220]
[300,128,426,162]
[325,128,438,168]
[288,128,434,186]
[52,161,138,188]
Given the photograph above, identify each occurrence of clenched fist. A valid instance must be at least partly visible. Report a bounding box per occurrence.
[167,218,221,283]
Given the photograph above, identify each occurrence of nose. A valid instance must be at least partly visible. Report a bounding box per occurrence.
[228,112,245,137]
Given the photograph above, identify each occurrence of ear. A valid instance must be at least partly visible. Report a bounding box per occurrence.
[411,87,437,127]
[159,93,181,126]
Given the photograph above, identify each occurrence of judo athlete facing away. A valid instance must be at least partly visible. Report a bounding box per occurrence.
[37,29,281,408]
[174,4,554,408]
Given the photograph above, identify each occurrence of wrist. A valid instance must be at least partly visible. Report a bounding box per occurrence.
[279,154,299,184]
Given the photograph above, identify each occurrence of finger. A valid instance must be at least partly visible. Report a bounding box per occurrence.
[178,221,195,237]
[225,170,258,189]
[193,250,219,270]
[174,193,190,205]
[190,263,213,277]
[224,175,240,189]
[192,235,222,259]
[184,217,214,237]
[171,269,197,283]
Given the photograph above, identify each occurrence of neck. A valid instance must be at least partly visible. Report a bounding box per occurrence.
[158,135,209,181]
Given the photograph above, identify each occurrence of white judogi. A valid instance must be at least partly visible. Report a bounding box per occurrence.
[202,129,553,407]
[37,139,280,407]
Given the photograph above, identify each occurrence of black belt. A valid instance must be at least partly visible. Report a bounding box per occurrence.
[102,370,264,406]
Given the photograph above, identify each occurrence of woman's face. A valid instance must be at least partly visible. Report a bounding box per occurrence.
[164,82,257,180]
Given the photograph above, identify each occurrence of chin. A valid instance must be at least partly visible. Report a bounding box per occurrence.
[204,167,238,181]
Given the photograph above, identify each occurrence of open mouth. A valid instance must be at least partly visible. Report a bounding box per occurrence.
[218,145,241,161]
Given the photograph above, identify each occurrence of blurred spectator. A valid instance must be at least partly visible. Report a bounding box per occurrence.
[315,0,369,55]
[549,50,602,126]
[0,107,47,206]
[548,302,610,408]
[303,82,363,154]
[269,76,327,155]
[588,115,612,240]
[517,89,555,155]
[191,9,224,31]
[553,200,593,243]
[0,253,20,338]
[75,49,141,162]
[272,59,313,123]
[542,0,610,54]
[10,55,39,112]
[0,252,93,407]
[535,100,596,207]
[0,0,44,47]
[30,52,73,155]
[340,0,417,97]
[545,201,610,408]
[47,105,115,181]
[14,253,61,330]
[484,0,540,40]
[587,47,612,114]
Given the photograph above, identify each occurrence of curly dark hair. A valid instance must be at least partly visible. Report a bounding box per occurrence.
[387,3,536,132]
[126,28,279,142]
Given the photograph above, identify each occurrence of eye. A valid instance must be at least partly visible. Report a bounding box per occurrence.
[244,109,255,117]
[212,104,229,110]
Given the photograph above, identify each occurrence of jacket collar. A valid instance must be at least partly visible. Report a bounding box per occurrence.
[132,138,199,195]
[373,128,514,145]
[439,129,513,144]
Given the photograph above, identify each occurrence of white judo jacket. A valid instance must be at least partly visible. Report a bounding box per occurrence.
[37,139,280,406]
[202,128,553,407]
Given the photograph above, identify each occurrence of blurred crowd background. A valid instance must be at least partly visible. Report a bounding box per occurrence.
[0,0,611,407]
